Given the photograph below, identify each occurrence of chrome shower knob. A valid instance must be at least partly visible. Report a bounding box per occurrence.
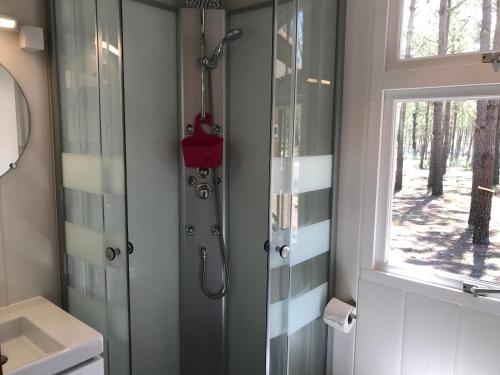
[276,245,290,259]
[105,247,121,261]
[196,183,212,200]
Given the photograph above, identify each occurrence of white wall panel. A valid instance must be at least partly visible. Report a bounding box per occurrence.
[0,0,59,307]
[353,275,500,375]
[456,308,500,375]
[354,280,405,375]
[401,293,461,375]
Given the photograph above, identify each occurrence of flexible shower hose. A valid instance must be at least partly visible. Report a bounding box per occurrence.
[199,68,230,300]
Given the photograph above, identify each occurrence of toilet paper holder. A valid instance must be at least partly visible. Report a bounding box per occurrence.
[347,299,357,321]
[323,298,357,333]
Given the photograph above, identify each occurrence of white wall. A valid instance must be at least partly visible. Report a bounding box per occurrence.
[354,277,500,375]
[0,0,59,307]
[334,0,500,374]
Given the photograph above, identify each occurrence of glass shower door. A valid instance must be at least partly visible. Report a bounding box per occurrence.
[267,0,338,373]
[53,0,130,374]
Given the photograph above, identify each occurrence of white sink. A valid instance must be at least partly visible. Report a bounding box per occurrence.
[0,297,103,375]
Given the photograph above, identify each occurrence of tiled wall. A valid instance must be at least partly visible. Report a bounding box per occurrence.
[0,0,59,307]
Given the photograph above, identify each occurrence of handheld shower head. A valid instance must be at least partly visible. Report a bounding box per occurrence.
[211,28,244,61]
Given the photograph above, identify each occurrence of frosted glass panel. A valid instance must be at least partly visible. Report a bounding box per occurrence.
[122,1,180,374]
[55,0,130,374]
[56,0,100,155]
[267,0,338,372]
[227,6,273,375]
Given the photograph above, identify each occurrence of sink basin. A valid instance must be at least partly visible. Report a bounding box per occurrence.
[0,317,65,372]
[0,297,103,375]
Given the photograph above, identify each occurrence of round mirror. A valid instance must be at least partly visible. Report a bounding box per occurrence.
[0,64,29,177]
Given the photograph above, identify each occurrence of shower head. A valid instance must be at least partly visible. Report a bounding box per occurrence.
[185,0,220,9]
[224,27,244,42]
[211,28,244,61]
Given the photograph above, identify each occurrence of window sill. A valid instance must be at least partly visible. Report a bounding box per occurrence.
[360,268,500,315]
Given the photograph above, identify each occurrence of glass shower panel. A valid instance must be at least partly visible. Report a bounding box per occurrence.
[267,0,296,373]
[268,0,337,372]
[122,0,180,374]
[55,0,130,374]
[227,5,273,375]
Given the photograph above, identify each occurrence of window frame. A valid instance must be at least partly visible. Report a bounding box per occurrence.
[361,0,500,303]
[386,0,496,71]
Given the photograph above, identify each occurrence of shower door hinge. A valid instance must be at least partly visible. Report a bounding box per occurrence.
[263,240,269,252]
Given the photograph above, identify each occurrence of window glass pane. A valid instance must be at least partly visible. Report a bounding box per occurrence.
[399,0,499,59]
[389,99,500,284]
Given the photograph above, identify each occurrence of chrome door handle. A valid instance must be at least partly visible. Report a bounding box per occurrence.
[276,245,290,259]
[463,283,500,297]
[105,247,121,261]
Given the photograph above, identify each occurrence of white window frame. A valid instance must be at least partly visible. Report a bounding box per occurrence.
[360,0,500,311]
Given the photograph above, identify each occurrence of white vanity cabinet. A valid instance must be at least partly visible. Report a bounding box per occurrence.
[60,357,104,375]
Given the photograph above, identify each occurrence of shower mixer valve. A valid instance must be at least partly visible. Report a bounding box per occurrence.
[196,183,212,200]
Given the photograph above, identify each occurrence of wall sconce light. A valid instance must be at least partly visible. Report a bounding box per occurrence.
[0,14,44,51]
[0,14,18,31]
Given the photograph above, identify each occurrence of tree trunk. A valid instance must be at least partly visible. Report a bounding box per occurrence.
[412,105,418,159]
[466,126,474,164]
[428,0,449,193]
[430,102,444,195]
[394,0,416,192]
[420,103,431,169]
[495,115,500,184]
[469,0,493,240]
[455,129,463,161]
[394,105,406,192]
[471,101,498,244]
[404,0,417,57]
[450,103,458,163]
[492,0,500,185]
[442,102,452,175]
[438,0,449,55]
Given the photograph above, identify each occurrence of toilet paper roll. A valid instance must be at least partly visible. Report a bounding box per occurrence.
[323,298,356,334]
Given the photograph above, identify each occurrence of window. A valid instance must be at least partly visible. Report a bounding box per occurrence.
[366,0,500,289]
[389,99,500,284]
[399,0,498,60]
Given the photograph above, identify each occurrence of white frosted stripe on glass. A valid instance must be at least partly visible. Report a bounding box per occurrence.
[268,282,328,339]
[269,298,287,339]
[68,286,106,335]
[295,155,332,193]
[65,221,104,266]
[290,220,331,266]
[288,282,328,335]
[62,152,103,194]
[272,155,332,194]
[269,220,330,269]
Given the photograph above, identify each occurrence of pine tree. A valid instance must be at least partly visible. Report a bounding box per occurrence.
[394,0,417,193]
[469,0,497,245]
[428,0,450,196]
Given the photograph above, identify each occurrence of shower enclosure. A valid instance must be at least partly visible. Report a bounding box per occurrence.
[46,0,344,373]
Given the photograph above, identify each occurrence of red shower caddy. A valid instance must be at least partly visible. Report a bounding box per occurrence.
[181,113,223,168]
